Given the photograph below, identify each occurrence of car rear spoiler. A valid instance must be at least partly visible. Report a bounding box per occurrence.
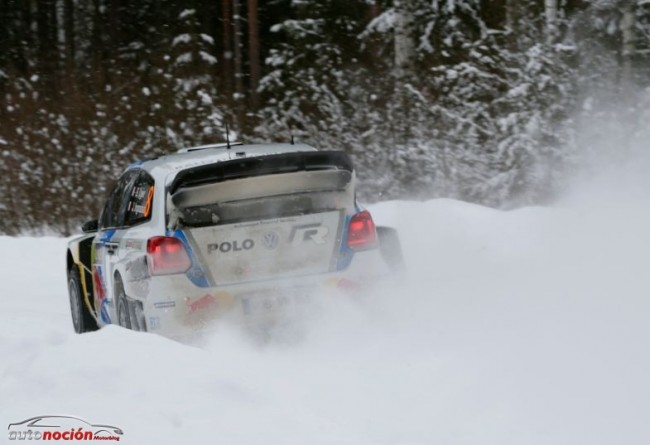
[169,150,354,195]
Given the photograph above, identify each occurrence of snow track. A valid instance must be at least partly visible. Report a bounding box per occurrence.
[1,199,649,445]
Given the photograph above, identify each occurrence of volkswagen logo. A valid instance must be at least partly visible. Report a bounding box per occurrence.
[262,231,280,250]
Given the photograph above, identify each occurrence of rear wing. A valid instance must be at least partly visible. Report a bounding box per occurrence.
[169,150,354,195]
[167,151,356,225]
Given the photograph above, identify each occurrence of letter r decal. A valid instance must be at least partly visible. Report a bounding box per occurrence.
[289,224,329,246]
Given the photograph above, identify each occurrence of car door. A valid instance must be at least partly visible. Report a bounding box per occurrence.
[92,170,139,325]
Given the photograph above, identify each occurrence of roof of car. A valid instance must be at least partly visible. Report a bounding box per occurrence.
[133,142,318,180]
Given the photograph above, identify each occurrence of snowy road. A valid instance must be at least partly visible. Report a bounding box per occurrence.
[1,199,649,445]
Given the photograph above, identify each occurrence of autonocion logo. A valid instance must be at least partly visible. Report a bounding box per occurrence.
[8,416,123,441]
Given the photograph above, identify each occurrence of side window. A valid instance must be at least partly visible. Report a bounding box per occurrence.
[125,172,155,227]
[99,185,119,229]
[99,170,139,230]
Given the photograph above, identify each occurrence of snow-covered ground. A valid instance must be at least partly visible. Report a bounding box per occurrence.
[2,195,649,444]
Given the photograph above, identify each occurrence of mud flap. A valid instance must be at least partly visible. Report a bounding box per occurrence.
[127,297,147,332]
[377,226,405,272]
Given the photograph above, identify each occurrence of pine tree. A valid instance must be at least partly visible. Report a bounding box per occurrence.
[257,0,373,149]
[162,7,223,148]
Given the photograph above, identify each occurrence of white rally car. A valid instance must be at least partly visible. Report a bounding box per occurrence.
[66,142,402,340]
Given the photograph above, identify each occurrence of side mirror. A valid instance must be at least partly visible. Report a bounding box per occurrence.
[81,219,99,233]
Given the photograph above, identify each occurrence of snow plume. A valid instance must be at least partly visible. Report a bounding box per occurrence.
[561,85,650,207]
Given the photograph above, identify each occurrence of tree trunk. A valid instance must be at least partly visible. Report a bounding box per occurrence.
[221,0,233,109]
[392,0,417,144]
[369,0,381,18]
[393,0,416,84]
[620,0,636,84]
[367,0,382,58]
[109,0,121,51]
[505,0,516,32]
[232,0,245,131]
[92,0,108,89]
[247,0,260,110]
[545,0,558,45]
[63,0,75,73]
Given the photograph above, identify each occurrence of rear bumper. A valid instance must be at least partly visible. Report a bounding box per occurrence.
[140,248,388,339]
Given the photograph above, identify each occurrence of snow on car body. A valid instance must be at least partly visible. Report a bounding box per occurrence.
[66,143,396,340]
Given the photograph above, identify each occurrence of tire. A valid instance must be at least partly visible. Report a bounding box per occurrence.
[68,266,98,333]
[115,276,132,330]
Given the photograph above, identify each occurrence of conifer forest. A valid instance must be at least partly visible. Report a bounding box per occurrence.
[0,0,649,234]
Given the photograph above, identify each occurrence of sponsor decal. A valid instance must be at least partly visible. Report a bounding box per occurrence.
[8,415,123,441]
[185,293,234,315]
[261,231,280,250]
[207,239,254,254]
[289,223,329,246]
[92,268,105,303]
[186,294,218,314]
[143,186,154,218]
[92,267,111,324]
[124,239,143,250]
[148,316,161,330]
[183,293,234,326]
[233,216,297,229]
[241,292,310,317]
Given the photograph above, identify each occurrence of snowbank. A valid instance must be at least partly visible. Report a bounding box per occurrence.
[1,198,649,445]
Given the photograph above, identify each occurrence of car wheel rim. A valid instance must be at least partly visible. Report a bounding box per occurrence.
[69,278,81,330]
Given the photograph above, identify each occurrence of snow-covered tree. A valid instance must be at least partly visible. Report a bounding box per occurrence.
[161,8,223,148]
[256,0,375,148]
[353,0,578,203]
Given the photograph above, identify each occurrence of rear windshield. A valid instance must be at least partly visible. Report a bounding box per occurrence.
[177,190,348,227]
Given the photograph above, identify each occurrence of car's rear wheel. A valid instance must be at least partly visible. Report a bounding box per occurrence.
[115,277,132,330]
[68,266,98,333]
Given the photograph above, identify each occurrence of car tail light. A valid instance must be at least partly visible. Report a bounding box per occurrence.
[147,237,191,276]
[347,211,378,251]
